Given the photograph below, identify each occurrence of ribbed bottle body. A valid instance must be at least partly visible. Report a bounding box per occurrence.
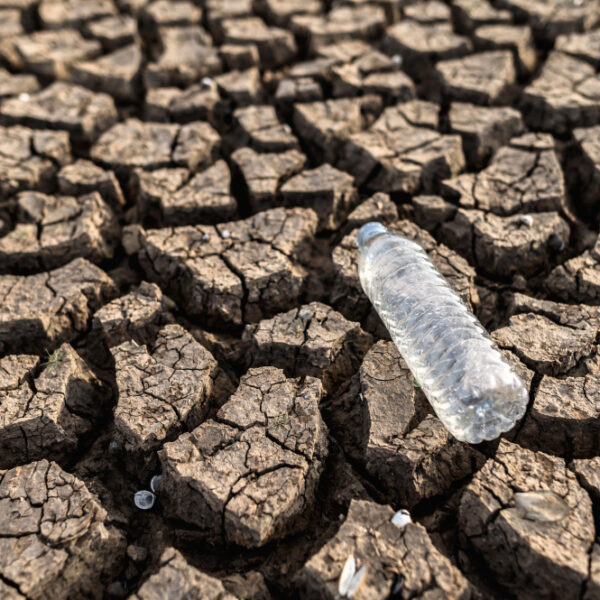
[357,223,528,443]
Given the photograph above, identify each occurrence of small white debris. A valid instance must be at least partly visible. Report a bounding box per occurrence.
[339,555,368,598]
[304,394,309,399]
[18,93,30,101]
[518,214,533,227]
[298,307,311,320]
[150,474,162,493]
[134,490,156,510]
[514,490,569,522]
[108,439,119,452]
[573,0,584,6]
[347,565,367,598]
[220,229,231,239]
[201,76,213,89]
[392,54,403,67]
[339,555,356,596]
[282,124,292,134]
[202,232,210,242]
[391,509,412,528]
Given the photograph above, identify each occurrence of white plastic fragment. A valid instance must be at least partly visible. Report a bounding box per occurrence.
[518,214,533,227]
[356,222,529,444]
[391,509,412,528]
[134,490,156,510]
[150,474,162,493]
[339,556,367,598]
[339,555,356,596]
[18,93,30,101]
[514,490,569,522]
[347,565,367,598]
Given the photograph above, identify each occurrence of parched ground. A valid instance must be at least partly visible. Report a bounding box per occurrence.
[0,0,599,598]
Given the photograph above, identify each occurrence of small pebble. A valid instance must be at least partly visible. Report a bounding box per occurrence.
[127,545,148,563]
[106,580,127,598]
[202,232,210,242]
[283,124,292,134]
[220,229,231,239]
[512,274,528,291]
[18,93,30,101]
[134,490,155,510]
[201,76,213,88]
[108,439,119,452]
[514,490,569,522]
[150,474,162,493]
[391,509,412,528]
[392,54,403,67]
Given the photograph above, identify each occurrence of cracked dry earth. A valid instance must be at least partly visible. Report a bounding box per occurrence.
[2,1,600,599]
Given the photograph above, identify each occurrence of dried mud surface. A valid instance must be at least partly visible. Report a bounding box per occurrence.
[0,0,599,598]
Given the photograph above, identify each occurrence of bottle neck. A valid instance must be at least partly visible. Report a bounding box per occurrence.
[356,222,388,251]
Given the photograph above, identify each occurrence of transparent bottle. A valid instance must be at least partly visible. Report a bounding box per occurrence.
[357,222,528,444]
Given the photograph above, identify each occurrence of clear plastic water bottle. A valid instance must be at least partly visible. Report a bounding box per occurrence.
[357,222,528,444]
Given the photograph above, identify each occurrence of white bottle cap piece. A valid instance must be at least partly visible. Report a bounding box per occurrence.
[356,222,388,250]
[150,474,162,493]
[134,490,155,510]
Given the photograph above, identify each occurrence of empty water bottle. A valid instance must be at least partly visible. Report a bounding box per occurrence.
[357,222,528,444]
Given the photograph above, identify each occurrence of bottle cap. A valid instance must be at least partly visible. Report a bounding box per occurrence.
[356,222,388,250]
